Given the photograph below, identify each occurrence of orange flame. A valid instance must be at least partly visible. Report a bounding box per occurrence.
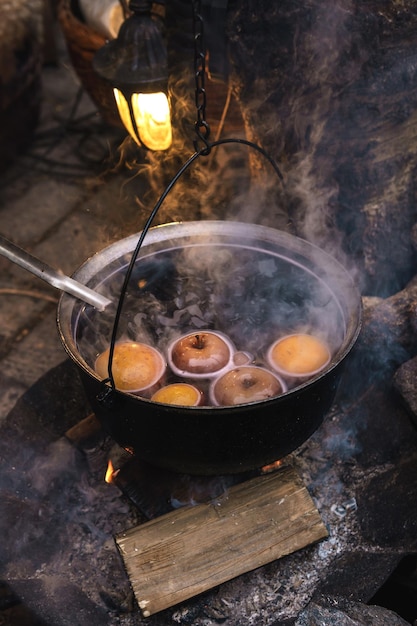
[105,459,120,484]
[261,460,283,474]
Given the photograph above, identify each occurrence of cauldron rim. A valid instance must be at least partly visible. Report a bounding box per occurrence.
[56,220,362,473]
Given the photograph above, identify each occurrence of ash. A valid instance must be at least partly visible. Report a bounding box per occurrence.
[0,432,141,625]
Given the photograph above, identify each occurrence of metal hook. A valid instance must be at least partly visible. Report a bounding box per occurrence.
[193,120,212,155]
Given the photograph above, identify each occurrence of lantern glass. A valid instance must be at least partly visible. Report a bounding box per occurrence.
[114,89,172,151]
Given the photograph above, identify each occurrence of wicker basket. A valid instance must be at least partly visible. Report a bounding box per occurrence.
[0,0,44,172]
[57,0,122,128]
[57,0,244,138]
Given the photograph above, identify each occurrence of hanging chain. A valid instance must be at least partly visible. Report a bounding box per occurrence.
[192,0,211,154]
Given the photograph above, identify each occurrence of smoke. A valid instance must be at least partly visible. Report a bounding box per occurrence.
[280,0,364,264]
[225,1,379,282]
[0,420,138,624]
[71,220,358,409]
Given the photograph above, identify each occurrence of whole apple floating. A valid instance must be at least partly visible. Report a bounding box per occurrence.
[151,383,203,406]
[169,330,232,376]
[268,333,331,377]
[95,341,166,393]
[211,366,286,406]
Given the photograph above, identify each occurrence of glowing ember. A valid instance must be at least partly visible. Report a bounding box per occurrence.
[261,460,284,474]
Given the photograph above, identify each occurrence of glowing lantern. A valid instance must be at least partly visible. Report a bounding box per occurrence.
[93,0,172,151]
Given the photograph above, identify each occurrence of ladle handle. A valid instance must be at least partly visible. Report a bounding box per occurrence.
[0,235,111,311]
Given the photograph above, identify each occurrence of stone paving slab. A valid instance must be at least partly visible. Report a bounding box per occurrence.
[0,303,65,421]
[0,287,56,354]
[0,374,28,423]
[0,178,82,246]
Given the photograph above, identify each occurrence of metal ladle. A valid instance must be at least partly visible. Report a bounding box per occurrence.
[0,234,111,311]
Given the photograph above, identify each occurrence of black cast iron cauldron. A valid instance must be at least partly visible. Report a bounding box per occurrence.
[57,221,362,475]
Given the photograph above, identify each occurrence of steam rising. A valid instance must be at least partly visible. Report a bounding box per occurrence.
[74,228,353,402]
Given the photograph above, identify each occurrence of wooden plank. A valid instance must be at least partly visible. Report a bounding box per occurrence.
[115,466,327,617]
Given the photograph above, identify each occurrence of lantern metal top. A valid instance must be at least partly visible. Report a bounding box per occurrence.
[92,1,168,95]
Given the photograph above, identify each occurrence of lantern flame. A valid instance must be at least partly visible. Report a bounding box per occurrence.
[114,89,172,151]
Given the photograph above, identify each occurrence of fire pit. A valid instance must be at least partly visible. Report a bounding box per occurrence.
[57,220,362,475]
[1,350,416,625]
